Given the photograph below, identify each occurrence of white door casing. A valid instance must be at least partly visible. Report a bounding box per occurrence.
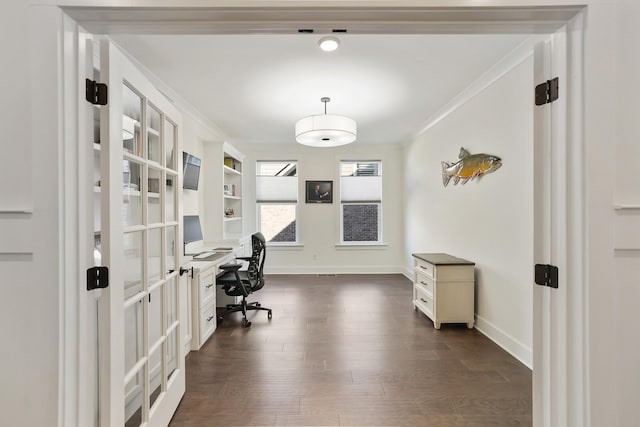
[533,14,587,427]
[56,5,588,427]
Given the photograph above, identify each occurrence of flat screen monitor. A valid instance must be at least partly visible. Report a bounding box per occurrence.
[183,152,201,190]
[183,215,203,245]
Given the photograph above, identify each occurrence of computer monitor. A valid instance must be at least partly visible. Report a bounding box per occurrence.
[183,152,201,190]
[183,215,203,254]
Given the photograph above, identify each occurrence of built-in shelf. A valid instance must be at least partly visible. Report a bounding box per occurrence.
[223,165,241,175]
[123,151,144,162]
[94,187,158,199]
[123,188,141,197]
[224,195,242,200]
[147,127,160,137]
[93,143,101,151]
[223,217,242,222]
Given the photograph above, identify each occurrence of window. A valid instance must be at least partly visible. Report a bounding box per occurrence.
[340,161,382,243]
[256,161,298,243]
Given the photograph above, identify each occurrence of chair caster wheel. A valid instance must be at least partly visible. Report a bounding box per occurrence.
[243,319,252,328]
[256,303,261,307]
[267,310,272,319]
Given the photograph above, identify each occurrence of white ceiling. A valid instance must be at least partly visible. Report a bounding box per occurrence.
[111,33,529,145]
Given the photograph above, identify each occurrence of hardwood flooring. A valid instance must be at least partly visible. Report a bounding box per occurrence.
[169,274,531,426]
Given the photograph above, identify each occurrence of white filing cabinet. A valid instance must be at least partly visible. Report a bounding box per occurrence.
[412,253,475,329]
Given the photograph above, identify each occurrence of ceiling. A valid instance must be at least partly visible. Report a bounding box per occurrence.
[111,33,529,145]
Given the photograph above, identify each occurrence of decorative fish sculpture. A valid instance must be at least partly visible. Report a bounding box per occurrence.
[441,147,502,187]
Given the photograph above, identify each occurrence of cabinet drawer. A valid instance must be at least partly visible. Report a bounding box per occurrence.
[199,301,217,344]
[198,269,217,306]
[415,259,434,278]
[415,272,434,294]
[415,286,434,315]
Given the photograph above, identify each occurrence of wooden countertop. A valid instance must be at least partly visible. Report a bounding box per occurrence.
[412,253,475,266]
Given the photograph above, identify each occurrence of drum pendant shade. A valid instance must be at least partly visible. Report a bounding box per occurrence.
[295,98,357,147]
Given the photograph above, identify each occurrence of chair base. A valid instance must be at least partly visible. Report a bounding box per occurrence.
[217,298,272,327]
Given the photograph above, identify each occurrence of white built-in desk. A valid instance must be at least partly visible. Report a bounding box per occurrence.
[189,252,235,351]
[412,253,475,329]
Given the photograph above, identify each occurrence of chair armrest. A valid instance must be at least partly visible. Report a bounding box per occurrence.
[236,256,252,261]
[219,263,241,271]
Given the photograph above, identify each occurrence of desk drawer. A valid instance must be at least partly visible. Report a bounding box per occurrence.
[198,269,217,306]
[415,286,434,315]
[415,272,434,294]
[415,259,434,278]
[199,301,217,345]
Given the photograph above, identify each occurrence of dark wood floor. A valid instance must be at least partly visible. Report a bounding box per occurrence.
[169,274,531,426]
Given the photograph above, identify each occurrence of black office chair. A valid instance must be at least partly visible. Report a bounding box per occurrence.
[216,232,272,327]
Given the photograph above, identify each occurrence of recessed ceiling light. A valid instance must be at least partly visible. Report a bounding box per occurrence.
[318,36,340,52]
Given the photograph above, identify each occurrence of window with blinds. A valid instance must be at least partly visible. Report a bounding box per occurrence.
[340,161,382,243]
[256,161,298,243]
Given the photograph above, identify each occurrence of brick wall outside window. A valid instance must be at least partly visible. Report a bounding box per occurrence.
[343,204,378,242]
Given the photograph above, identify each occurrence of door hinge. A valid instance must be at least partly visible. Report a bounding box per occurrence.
[535,77,559,106]
[534,264,558,289]
[85,78,108,105]
[87,266,109,291]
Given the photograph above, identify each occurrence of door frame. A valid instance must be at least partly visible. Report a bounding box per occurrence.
[57,4,587,427]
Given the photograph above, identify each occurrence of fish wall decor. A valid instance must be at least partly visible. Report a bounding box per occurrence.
[441,147,502,187]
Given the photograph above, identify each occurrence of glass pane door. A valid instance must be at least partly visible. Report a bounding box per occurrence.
[100,39,184,427]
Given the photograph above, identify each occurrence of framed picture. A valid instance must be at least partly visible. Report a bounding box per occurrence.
[223,184,233,196]
[306,180,333,203]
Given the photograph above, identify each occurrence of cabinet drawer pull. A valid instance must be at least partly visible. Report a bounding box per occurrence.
[420,281,429,286]
[206,315,215,322]
[419,265,428,270]
[420,298,428,303]
[205,283,214,289]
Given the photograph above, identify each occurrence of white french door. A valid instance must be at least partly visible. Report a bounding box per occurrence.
[97,39,185,426]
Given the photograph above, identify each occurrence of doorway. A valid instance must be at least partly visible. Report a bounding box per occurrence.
[58,5,586,427]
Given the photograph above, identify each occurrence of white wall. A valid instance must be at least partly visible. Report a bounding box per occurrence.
[0,3,60,426]
[241,142,405,274]
[182,116,220,218]
[613,0,640,423]
[404,57,534,365]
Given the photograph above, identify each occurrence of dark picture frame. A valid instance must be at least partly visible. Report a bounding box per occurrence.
[306,180,333,203]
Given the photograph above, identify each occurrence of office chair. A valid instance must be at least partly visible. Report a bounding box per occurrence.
[216,232,272,327]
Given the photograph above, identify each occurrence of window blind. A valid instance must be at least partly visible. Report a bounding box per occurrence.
[256,176,298,203]
[340,176,382,203]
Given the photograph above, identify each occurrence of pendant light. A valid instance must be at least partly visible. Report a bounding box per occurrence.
[295,97,357,147]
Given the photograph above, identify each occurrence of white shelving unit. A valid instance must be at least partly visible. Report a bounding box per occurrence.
[223,151,243,240]
[203,141,246,243]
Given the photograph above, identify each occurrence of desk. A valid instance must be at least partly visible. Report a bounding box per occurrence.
[189,252,235,351]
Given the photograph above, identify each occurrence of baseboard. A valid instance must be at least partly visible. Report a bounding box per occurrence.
[264,265,405,275]
[474,314,532,369]
[401,266,413,281]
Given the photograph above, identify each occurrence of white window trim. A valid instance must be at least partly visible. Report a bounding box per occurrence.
[339,160,383,244]
[256,160,299,245]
